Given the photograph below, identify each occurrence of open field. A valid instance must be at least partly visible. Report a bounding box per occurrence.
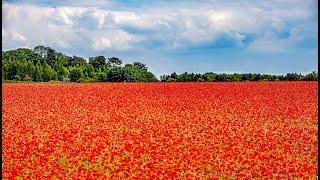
[2,82,318,179]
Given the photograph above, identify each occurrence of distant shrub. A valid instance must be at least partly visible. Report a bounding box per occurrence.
[96,72,108,82]
[23,75,32,81]
[77,77,95,83]
[62,77,70,82]
[14,75,21,81]
[197,78,205,82]
[69,67,84,82]
[167,77,176,82]
[49,80,61,83]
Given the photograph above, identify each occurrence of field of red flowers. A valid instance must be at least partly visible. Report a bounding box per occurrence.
[2,82,318,179]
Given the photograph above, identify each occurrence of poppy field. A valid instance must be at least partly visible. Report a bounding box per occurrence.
[2,82,318,179]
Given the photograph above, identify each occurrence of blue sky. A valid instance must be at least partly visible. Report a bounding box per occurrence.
[2,0,318,76]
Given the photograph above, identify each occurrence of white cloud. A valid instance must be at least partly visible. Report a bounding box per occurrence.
[49,7,86,25]
[2,0,317,52]
[248,25,317,53]
[90,29,140,51]
[11,32,27,42]
[92,38,111,51]
[247,38,289,53]
[2,4,141,51]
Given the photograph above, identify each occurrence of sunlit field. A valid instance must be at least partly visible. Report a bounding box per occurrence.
[2,82,318,179]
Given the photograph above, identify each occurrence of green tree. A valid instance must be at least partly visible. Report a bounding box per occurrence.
[67,56,87,67]
[197,78,205,82]
[33,45,47,58]
[285,73,301,81]
[8,60,19,80]
[3,46,319,83]
[45,47,57,67]
[122,64,158,82]
[203,72,216,81]
[145,72,158,82]
[103,67,110,77]
[167,77,176,82]
[160,75,169,82]
[303,71,318,81]
[96,72,108,82]
[84,64,96,78]
[2,61,10,80]
[4,48,44,64]
[26,61,36,80]
[107,67,126,82]
[56,63,70,81]
[177,72,192,82]
[89,56,106,71]
[33,46,57,66]
[107,57,122,67]
[170,72,178,79]
[16,60,27,80]
[69,67,84,82]
[33,62,43,82]
[133,61,148,71]
[42,63,57,82]
[55,52,68,66]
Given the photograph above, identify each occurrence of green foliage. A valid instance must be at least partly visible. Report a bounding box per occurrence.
[26,61,36,80]
[160,75,170,82]
[122,64,142,82]
[303,71,318,81]
[89,56,106,71]
[14,74,21,81]
[55,63,70,81]
[203,72,217,81]
[107,67,126,82]
[69,67,84,82]
[107,64,157,82]
[107,57,122,67]
[167,77,176,82]
[3,48,44,64]
[176,72,193,82]
[82,64,95,79]
[33,62,43,82]
[43,63,57,82]
[145,72,158,82]
[96,72,108,82]
[197,78,205,82]
[2,61,10,80]
[133,61,148,71]
[23,75,32,81]
[33,45,47,58]
[77,77,95,83]
[160,71,318,82]
[55,52,68,66]
[116,64,158,82]
[2,45,317,83]
[42,47,57,67]
[49,80,61,83]
[62,77,70,82]
[67,56,87,67]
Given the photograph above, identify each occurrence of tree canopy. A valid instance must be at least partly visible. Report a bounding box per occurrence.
[2,46,318,83]
[2,46,158,82]
[160,72,318,82]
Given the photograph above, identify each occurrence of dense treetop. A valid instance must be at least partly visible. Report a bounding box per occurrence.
[160,71,318,82]
[2,46,157,82]
[2,46,318,82]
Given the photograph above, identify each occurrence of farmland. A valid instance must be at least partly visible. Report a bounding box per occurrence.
[2,82,318,179]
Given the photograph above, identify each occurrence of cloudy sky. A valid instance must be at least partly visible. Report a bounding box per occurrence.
[2,0,318,76]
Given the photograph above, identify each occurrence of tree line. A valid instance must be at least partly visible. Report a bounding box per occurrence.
[2,46,158,82]
[160,71,318,82]
[2,45,318,83]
